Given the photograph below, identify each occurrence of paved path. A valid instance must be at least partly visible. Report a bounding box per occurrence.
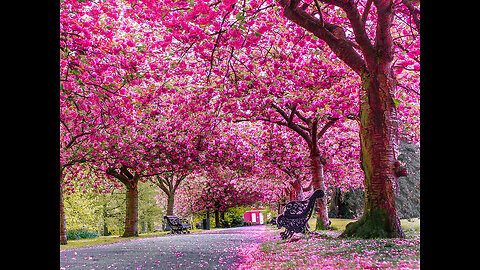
[60,225,268,269]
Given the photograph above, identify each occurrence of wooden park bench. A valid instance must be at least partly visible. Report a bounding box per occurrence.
[275,189,325,239]
[163,215,192,234]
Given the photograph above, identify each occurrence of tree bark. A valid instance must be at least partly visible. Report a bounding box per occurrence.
[106,165,139,237]
[342,71,405,238]
[59,165,68,245]
[102,200,109,236]
[166,192,175,215]
[310,152,330,230]
[290,178,305,201]
[124,182,139,237]
[214,210,220,228]
[328,187,341,217]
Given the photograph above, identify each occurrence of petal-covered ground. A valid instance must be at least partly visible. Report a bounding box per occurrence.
[60,226,267,269]
[237,229,420,269]
[60,223,420,269]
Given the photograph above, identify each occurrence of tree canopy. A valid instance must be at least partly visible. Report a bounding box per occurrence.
[60,0,419,241]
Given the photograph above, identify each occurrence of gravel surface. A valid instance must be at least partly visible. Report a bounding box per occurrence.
[60,225,267,269]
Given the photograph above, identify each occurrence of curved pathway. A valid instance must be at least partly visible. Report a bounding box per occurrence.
[60,225,268,269]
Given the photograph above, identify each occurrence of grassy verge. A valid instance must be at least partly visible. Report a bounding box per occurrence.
[60,229,206,251]
[240,218,420,269]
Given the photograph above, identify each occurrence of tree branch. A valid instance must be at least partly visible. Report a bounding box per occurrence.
[278,0,366,75]
[362,0,373,24]
[154,176,170,195]
[63,131,91,151]
[401,0,420,32]
[270,104,313,148]
[313,0,324,26]
[173,174,187,192]
[373,0,395,64]
[206,11,230,84]
[106,167,129,186]
[270,103,290,121]
[292,106,311,126]
[287,103,297,126]
[120,165,134,179]
[311,118,319,154]
[318,117,339,139]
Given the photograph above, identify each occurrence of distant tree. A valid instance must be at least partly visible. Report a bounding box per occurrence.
[328,139,419,220]
[395,140,420,219]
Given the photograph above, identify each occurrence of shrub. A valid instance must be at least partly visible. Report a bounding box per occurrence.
[230,216,244,227]
[66,229,99,240]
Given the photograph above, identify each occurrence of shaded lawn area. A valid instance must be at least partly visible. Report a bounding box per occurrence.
[238,218,420,269]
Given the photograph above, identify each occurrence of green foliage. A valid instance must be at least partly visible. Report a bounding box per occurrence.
[224,206,247,226]
[138,181,164,233]
[64,183,103,232]
[64,179,164,236]
[328,187,365,219]
[66,229,98,240]
[230,216,244,227]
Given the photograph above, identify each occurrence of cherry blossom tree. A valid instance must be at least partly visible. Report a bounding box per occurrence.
[275,0,419,238]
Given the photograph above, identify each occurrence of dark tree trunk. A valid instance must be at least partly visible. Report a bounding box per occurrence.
[328,187,341,218]
[59,165,67,245]
[102,200,109,236]
[166,192,175,215]
[214,210,220,228]
[123,182,139,237]
[267,105,335,231]
[220,211,225,227]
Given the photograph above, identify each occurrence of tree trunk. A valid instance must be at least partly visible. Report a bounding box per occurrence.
[220,211,225,227]
[59,165,67,245]
[155,174,184,217]
[290,178,305,201]
[166,192,175,215]
[341,72,405,238]
[106,166,140,237]
[328,187,341,218]
[310,152,330,230]
[214,210,220,228]
[102,200,109,236]
[123,183,139,237]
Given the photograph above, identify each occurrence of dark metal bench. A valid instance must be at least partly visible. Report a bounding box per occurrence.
[276,189,325,239]
[163,215,191,234]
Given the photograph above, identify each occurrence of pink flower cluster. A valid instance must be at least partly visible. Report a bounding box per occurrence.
[60,0,419,213]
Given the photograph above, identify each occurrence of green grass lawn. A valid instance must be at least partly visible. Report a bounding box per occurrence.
[308,217,420,233]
